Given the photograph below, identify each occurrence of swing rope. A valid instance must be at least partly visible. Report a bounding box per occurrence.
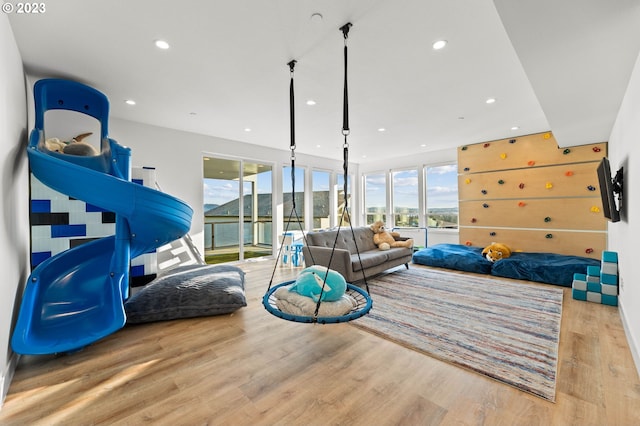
[263,23,372,324]
[266,60,304,292]
[312,22,371,315]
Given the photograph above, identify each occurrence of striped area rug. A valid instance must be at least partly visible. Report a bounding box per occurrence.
[351,267,563,401]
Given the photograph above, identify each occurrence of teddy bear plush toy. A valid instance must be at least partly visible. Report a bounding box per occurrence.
[481,242,512,262]
[370,220,414,251]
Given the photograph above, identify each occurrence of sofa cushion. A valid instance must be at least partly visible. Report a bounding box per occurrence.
[385,247,412,262]
[351,251,388,272]
[307,227,378,253]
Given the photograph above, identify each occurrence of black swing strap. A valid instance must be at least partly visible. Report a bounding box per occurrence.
[267,60,303,291]
[314,22,370,316]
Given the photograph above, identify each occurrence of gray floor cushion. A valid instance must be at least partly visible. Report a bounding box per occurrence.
[125,264,246,323]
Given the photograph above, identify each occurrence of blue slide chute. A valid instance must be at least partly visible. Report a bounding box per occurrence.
[11,79,193,355]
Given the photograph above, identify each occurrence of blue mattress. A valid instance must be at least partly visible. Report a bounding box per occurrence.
[412,244,493,274]
[491,251,600,287]
[412,244,600,287]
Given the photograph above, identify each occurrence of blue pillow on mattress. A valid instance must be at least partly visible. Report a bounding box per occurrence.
[491,252,600,287]
[412,243,493,274]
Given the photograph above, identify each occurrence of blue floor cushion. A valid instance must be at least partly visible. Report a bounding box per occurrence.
[491,252,600,287]
[125,264,246,323]
[412,244,494,274]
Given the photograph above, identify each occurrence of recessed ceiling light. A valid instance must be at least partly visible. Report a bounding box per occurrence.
[125,99,136,105]
[316,144,321,148]
[244,128,252,132]
[154,40,170,50]
[378,128,386,132]
[432,40,447,50]
[486,98,496,104]
[511,126,520,130]
[306,100,316,106]
[420,144,426,147]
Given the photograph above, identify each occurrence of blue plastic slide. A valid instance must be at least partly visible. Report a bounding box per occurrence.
[11,79,193,355]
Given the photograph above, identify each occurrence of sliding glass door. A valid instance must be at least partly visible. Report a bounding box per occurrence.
[203,156,273,264]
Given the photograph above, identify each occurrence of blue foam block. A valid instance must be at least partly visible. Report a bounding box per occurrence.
[602,251,618,263]
[572,288,587,301]
[587,265,601,277]
[587,282,602,293]
[573,273,586,281]
[600,273,618,286]
[601,294,618,306]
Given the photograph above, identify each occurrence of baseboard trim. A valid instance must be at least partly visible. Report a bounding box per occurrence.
[619,299,640,380]
[1,352,20,410]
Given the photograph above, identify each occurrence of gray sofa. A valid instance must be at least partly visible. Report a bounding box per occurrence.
[302,226,413,282]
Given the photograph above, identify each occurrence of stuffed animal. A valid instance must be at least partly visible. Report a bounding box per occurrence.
[482,242,512,262]
[44,132,99,156]
[289,265,347,302]
[370,220,414,251]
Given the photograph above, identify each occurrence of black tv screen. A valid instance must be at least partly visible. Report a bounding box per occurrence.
[596,157,622,222]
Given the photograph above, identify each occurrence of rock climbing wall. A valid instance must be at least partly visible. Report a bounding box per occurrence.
[457,131,607,259]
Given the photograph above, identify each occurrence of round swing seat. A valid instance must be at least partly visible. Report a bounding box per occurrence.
[262,280,372,324]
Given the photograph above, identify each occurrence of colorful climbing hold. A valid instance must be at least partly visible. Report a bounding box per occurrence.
[545,182,553,189]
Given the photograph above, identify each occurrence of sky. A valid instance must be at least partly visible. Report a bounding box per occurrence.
[204,164,458,209]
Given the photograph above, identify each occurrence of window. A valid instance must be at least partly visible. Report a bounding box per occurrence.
[364,173,387,225]
[392,169,419,227]
[336,173,353,226]
[282,165,305,231]
[312,170,330,230]
[425,164,458,228]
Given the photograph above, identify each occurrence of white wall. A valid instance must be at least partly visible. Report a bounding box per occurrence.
[0,15,28,407]
[109,118,347,254]
[608,49,640,376]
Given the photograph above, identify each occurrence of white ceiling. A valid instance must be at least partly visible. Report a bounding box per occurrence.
[8,0,640,163]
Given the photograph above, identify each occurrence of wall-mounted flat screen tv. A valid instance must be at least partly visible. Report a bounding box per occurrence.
[596,157,623,223]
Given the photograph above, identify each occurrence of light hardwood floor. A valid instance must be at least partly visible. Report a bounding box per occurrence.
[2,261,640,425]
